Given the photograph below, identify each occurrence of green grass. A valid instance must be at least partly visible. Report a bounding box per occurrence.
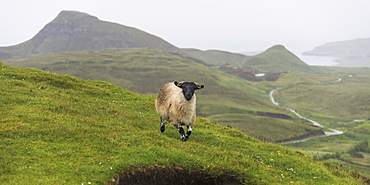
[0,62,367,184]
[241,45,311,72]
[5,48,322,142]
[324,159,370,180]
[180,48,249,66]
[4,47,370,180]
[208,113,323,142]
[258,71,370,179]
[273,74,370,122]
[286,120,370,179]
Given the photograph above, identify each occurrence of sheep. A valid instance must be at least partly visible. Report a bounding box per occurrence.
[155,81,204,141]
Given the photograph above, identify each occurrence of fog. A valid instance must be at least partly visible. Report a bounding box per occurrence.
[1,0,370,56]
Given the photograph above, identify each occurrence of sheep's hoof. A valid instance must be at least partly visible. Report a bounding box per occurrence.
[160,125,165,132]
[186,131,191,136]
[181,136,189,142]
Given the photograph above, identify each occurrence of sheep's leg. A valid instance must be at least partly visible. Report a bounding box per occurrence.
[160,117,165,133]
[186,126,192,136]
[176,125,188,141]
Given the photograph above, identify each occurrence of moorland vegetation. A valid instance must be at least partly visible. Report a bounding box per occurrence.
[0,62,369,184]
[2,10,370,182]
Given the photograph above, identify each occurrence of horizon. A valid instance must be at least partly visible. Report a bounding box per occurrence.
[1,0,370,65]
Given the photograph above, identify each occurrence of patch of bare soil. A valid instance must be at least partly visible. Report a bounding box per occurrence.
[256,111,292,120]
[112,165,241,185]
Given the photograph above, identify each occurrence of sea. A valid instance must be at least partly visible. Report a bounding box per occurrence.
[297,54,339,66]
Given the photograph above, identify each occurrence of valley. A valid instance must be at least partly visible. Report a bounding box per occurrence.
[273,73,370,178]
[3,62,370,184]
[1,10,370,183]
[5,47,370,179]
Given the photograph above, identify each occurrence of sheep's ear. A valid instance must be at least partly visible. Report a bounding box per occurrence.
[174,81,184,88]
[194,82,204,90]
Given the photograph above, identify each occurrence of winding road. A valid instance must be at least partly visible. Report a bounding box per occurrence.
[269,81,344,143]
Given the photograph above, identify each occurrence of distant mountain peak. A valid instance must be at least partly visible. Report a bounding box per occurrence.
[241,45,311,72]
[302,38,370,67]
[36,11,98,38]
[267,44,286,50]
[0,10,178,60]
[57,10,98,20]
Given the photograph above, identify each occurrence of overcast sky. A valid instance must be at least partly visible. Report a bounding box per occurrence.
[1,0,369,55]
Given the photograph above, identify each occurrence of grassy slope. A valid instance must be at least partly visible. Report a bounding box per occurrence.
[180,48,249,67]
[4,48,324,142]
[286,124,370,179]
[273,74,370,122]
[272,72,370,178]
[0,62,367,184]
[241,45,311,72]
[0,11,179,60]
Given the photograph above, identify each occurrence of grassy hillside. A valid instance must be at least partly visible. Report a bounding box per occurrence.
[0,62,368,184]
[0,11,179,60]
[0,10,318,74]
[4,48,324,142]
[286,119,370,178]
[270,72,370,178]
[241,45,311,72]
[181,48,249,66]
[273,74,370,123]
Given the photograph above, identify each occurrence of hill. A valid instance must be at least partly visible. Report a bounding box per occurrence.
[181,48,250,67]
[241,45,312,72]
[0,62,368,184]
[303,38,370,58]
[1,10,316,73]
[3,48,326,142]
[273,72,370,178]
[273,74,370,123]
[303,38,370,67]
[0,10,179,60]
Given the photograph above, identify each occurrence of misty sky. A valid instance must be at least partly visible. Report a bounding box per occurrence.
[1,0,370,55]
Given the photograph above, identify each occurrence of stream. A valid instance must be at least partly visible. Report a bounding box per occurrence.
[269,86,344,144]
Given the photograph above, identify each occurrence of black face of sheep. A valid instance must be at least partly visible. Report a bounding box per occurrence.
[174,81,204,101]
